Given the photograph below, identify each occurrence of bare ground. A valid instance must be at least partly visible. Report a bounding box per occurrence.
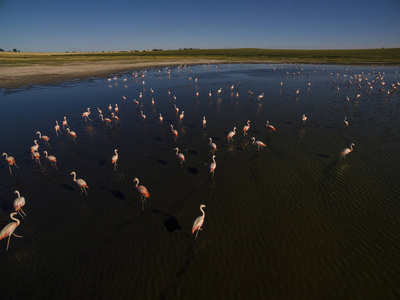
[0,59,226,89]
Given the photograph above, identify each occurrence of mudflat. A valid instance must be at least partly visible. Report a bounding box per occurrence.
[0,59,225,89]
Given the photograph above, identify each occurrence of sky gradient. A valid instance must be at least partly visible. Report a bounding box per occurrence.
[1,0,399,52]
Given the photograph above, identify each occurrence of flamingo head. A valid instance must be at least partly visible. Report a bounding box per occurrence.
[2,153,6,157]
[200,204,206,209]
[70,171,76,176]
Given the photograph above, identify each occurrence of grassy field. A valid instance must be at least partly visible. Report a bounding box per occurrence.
[1,48,400,65]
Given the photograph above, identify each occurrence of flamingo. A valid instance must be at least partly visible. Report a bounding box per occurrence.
[209,91,212,97]
[210,155,216,177]
[296,89,300,95]
[13,190,26,218]
[209,138,217,152]
[82,108,92,122]
[174,147,185,165]
[70,171,89,195]
[108,104,112,111]
[133,178,150,211]
[217,88,222,95]
[243,120,250,136]
[43,151,57,169]
[151,98,155,107]
[100,114,112,129]
[122,95,126,101]
[30,140,39,158]
[192,204,206,239]
[0,212,23,251]
[344,117,349,126]
[111,113,120,125]
[171,125,178,141]
[2,153,19,175]
[302,114,307,123]
[257,93,264,101]
[248,90,254,95]
[32,151,41,166]
[266,121,276,131]
[36,131,51,148]
[159,113,163,124]
[140,111,146,121]
[174,104,179,115]
[112,149,118,171]
[62,116,70,130]
[115,104,118,114]
[251,137,266,152]
[202,116,206,128]
[179,111,184,121]
[66,128,78,143]
[340,143,355,161]
[97,108,103,118]
[227,127,236,142]
[55,121,62,137]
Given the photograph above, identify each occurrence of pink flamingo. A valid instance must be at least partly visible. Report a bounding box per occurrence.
[43,151,57,169]
[202,116,206,128]
[62,116,70,130]
[174,104,179,115]
[179,111,184,121]
[133,178,150,211]
[66,128,77,143]
[210,155,216,177]
[344,117,349,126]
[114,104,118,114]
[82,108,92,122]
[266,121,276,131]
[111,113,120,125]
[33,151,41,166]
[159,113,163,124]
[36,131,51,148]
[174,147,185,166]
[171,125,178,141]
[192,204,206,239]
[70,171,89,195]
[340,143,355,161]
[141,111,146,121]
[112,149,118,171]
[30,140,39,158]
[2,153,19,175]
[251,137,266,152]
[243,120,250,136]
[55,121,62,137]
[0,212,23,251]
[227,127,236,142]
[209,138,217,152]
[100,114,112,129]
[13,190,26,218]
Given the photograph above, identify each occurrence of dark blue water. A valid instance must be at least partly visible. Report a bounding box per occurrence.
[1,63,400,299]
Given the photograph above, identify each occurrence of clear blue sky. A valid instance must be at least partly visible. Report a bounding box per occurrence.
[1,0,399,52]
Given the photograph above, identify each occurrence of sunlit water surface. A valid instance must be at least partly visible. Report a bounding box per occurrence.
[1,64,400,299]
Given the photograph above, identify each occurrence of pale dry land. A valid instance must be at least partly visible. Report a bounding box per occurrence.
[0,58,226,89]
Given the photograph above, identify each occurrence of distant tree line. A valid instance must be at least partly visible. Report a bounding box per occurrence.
[0,48,20,52]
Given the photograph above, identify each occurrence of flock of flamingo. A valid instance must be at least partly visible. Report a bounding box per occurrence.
[1,64,399,251]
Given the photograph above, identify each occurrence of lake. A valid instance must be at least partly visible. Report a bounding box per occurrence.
[1,63,400,299]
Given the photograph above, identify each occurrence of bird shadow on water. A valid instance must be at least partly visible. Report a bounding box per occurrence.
[59,183,75,192]
[152,209,187,235]
[99,186,126,201]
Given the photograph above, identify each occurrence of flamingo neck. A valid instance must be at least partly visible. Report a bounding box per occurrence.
[135,180,139,188]
[175,148,179,155]
[212,156,216,164]
[72,173,77,182]
[10,214,20,225]
[15,191,20,198]
[200,207,205,216]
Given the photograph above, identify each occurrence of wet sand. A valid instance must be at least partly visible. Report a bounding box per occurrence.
[0,59,226,89]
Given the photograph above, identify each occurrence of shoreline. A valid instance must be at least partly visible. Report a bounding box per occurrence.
[0,59,228,89]
[0,58,398,89]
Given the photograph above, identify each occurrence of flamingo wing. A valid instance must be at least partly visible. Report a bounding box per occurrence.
[192,216,204,234]
[138,185,150,198]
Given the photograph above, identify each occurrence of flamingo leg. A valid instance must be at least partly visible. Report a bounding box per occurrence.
[20,209,27,217]
[6,235,11,251]
[13,233,23,238]
[18,210,25,218]
[8,166,12,175]
[14,163,20,169]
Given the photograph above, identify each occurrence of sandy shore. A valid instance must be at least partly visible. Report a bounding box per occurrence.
[0,59,227,89]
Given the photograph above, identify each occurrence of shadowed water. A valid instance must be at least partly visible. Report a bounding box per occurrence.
[1,64,400,299]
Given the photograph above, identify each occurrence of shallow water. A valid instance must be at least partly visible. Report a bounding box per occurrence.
[1,63,400,299]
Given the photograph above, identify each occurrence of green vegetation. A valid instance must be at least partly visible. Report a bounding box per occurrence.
[1,48,400,65]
